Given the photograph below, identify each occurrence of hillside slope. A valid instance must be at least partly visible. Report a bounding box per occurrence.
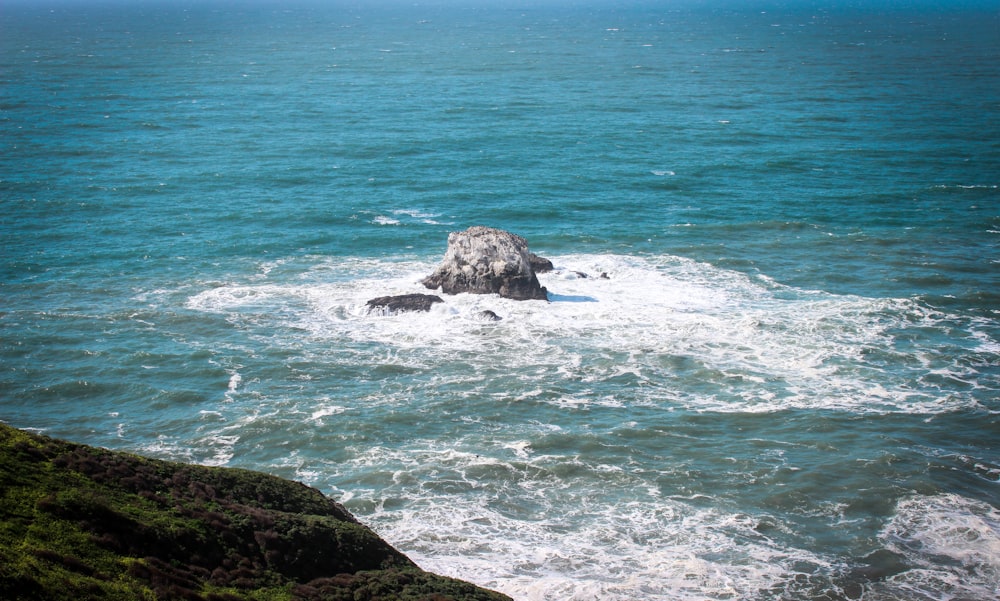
[0,423,511,601]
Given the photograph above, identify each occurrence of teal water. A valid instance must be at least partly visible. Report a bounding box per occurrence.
[2,2,999,599]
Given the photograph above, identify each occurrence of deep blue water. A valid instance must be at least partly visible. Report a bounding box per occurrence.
[2,2,999,600]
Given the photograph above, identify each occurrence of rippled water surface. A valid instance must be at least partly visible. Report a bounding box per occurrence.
[2,2,999,599]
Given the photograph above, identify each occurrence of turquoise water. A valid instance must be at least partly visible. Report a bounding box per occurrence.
[2,2,999,599]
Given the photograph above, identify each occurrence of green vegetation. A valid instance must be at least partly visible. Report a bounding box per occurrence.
[0,423,511,601]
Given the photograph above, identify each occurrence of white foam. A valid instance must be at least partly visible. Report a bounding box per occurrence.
[151,407,281,467]
[197,434,240,466]
[185,253,995,415]
[933,184,998,190]
[972,328,1000,354]
[309,403,349,423]
[350,442,839,601]
[875,493,1000,601]
[227,372,241,392]
[503,440,533,459]
[391,208,443,225]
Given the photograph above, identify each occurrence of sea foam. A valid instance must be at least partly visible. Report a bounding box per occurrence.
[179,253,1000,599]
[355,442,840,601]
[187,253,996,416]
[874,493,1000,601]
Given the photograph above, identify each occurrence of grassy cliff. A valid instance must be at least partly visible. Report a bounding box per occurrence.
[0,423,511,601]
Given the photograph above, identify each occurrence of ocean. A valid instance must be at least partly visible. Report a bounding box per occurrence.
[2,1,999,599]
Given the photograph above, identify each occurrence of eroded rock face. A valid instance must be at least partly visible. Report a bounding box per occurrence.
[366,293,444,314]
[421,226,549,301]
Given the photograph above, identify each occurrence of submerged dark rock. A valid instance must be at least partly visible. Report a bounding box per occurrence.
[528,253,554,274]
[366,293,444,314]
[421,226,549,301]
[477,310,503,322]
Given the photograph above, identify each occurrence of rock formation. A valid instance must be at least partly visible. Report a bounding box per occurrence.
[528,253,554,274]
[366,293,444,314]
[421,226,549,301]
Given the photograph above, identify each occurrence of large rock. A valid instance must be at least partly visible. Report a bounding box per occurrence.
[421,227,549,301]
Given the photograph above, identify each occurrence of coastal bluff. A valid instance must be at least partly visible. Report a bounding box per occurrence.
[0,423,511,601]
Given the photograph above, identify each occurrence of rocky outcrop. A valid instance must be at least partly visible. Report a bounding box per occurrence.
[421,227,549,301]
[528,253,554,274]
[366,293,444,314]
[0,423,512,601]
